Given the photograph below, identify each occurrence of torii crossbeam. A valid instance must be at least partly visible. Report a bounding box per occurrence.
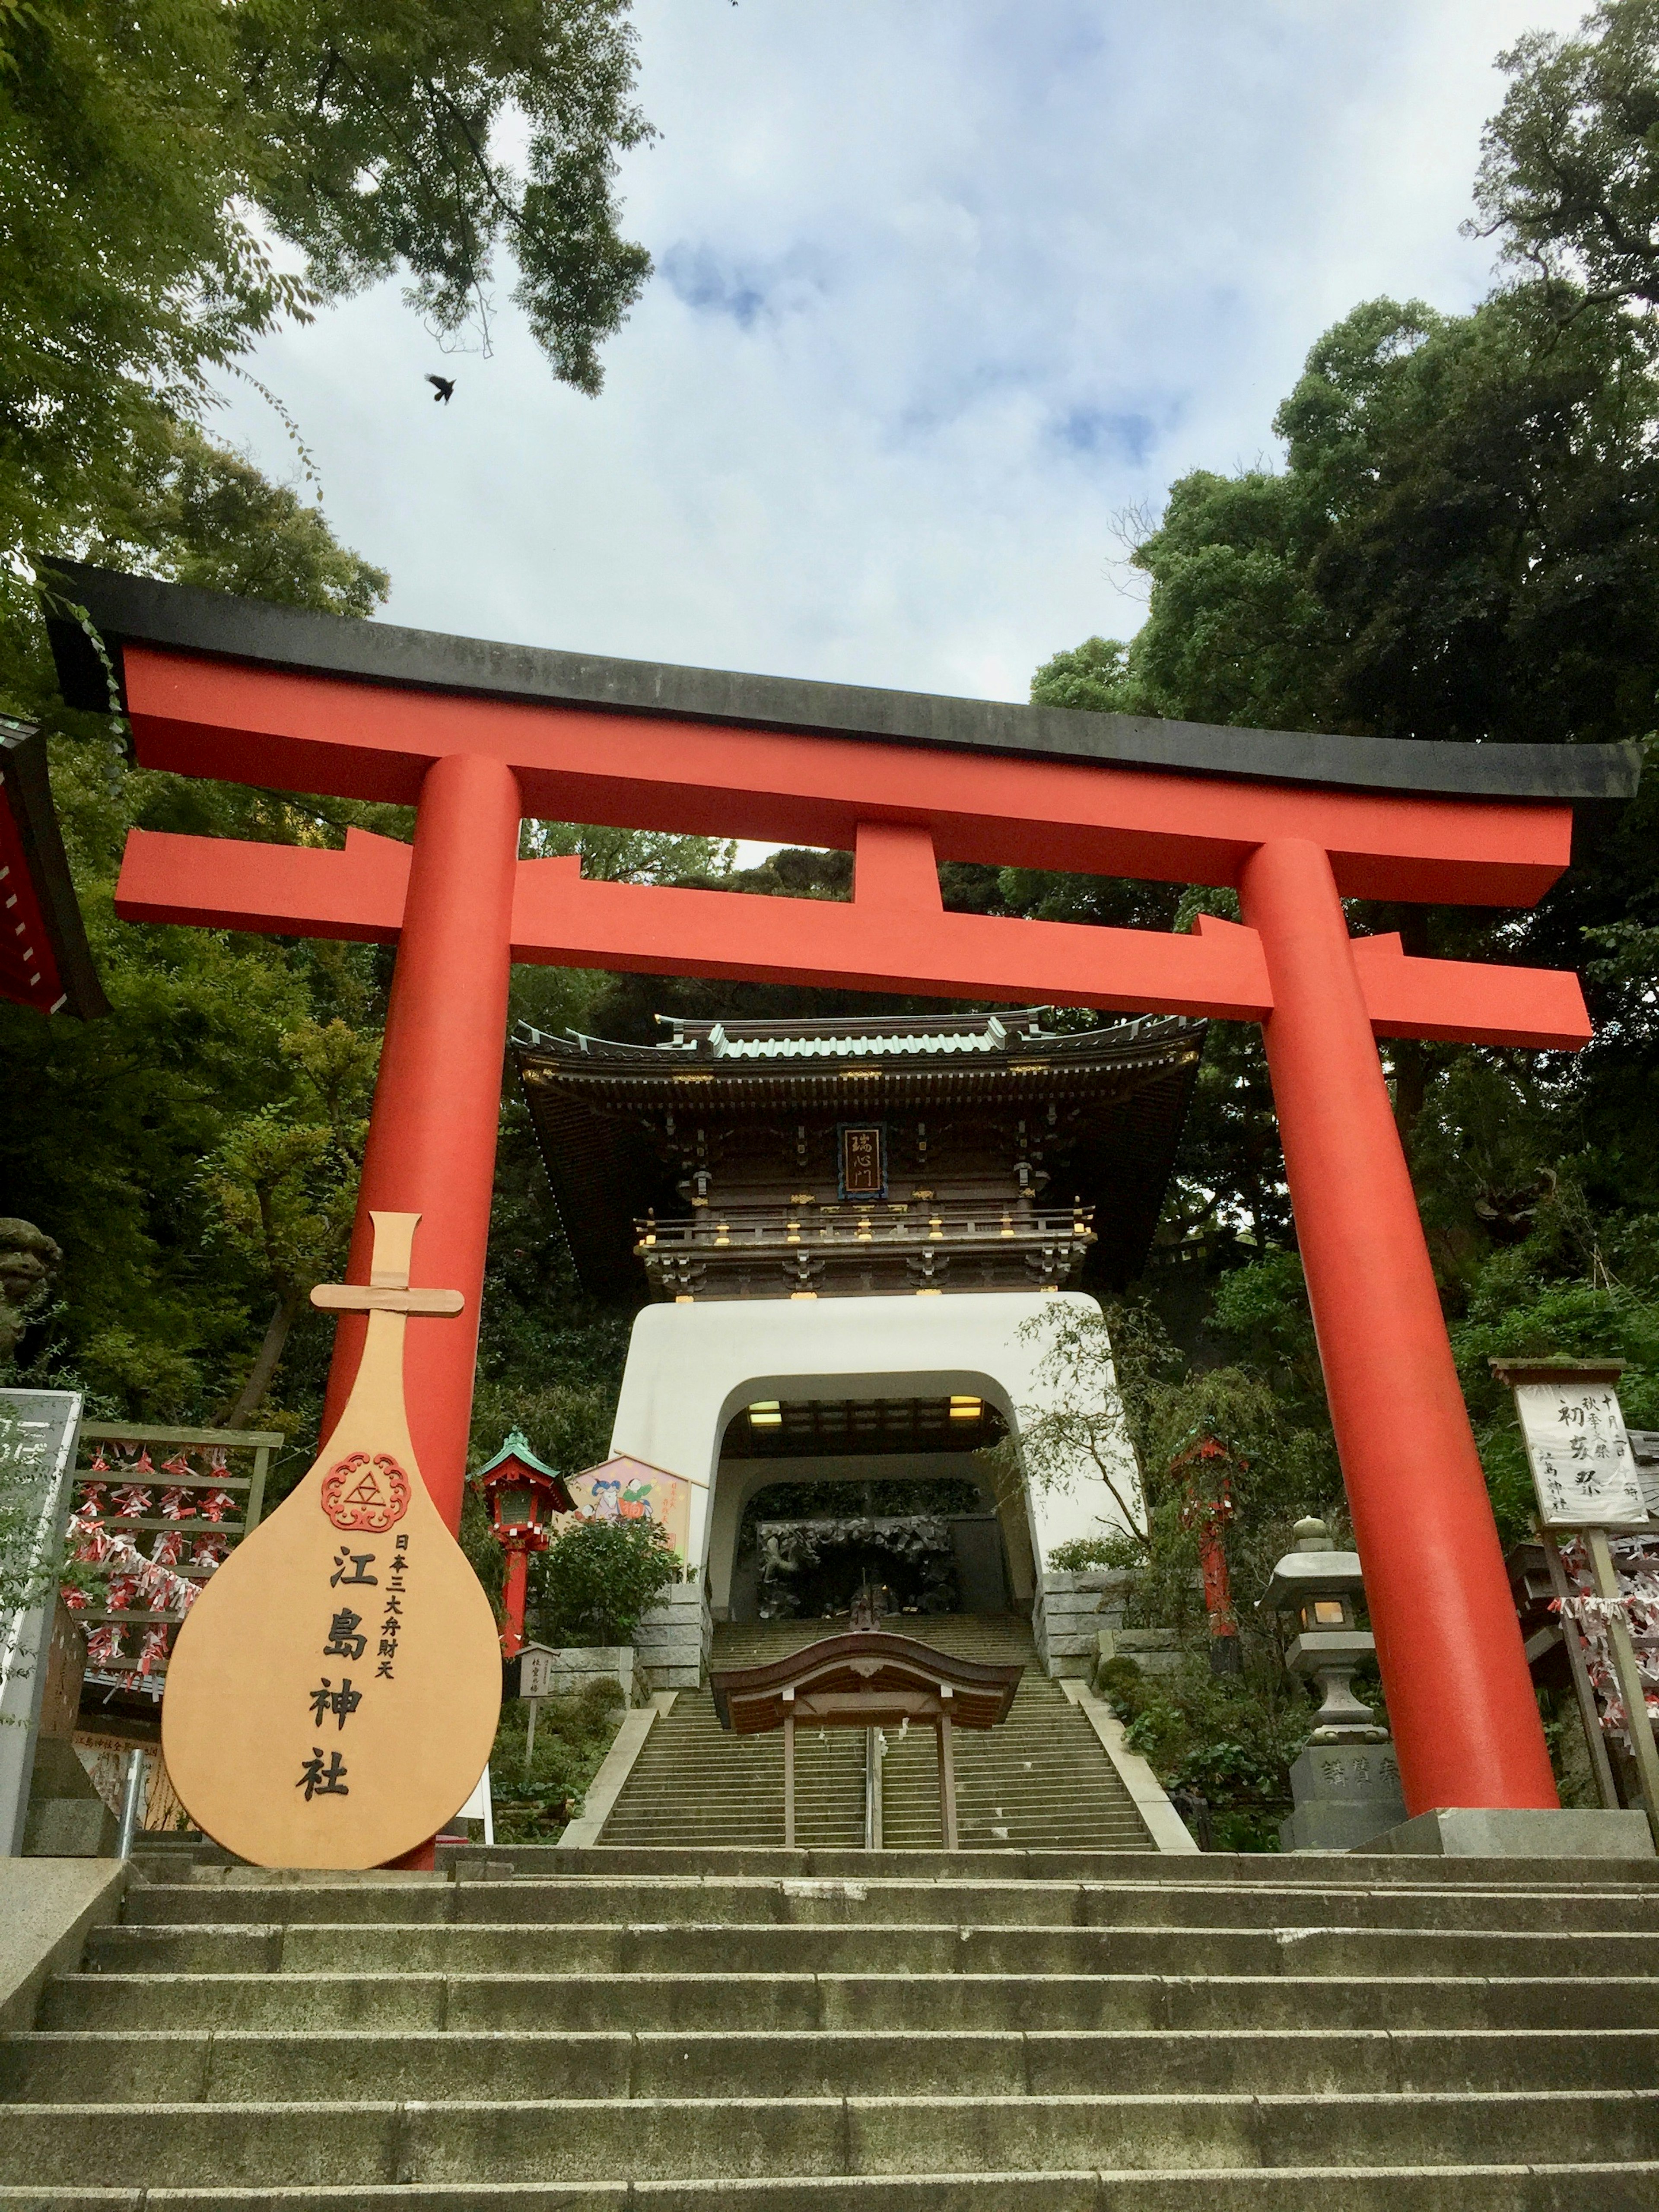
[48,561,1642,1824]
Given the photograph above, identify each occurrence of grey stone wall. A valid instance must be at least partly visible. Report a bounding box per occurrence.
[1031,1570,1136,1678]
[1094,1627,1183,1680]
[634,1581,713,1694]
[534,1647,636,1700]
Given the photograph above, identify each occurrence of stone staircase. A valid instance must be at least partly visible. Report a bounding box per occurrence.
[4,1846,1659,2205]
[601,1614,1153,1850]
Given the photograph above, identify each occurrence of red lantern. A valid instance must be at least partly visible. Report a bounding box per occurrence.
[1174,1433,1242,1677]
[474,1430,573,1657]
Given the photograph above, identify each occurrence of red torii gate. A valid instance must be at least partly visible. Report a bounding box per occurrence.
[48,562,1642,1822]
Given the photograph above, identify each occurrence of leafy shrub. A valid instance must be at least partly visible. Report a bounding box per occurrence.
[1046,1535,1142,1571]
[531,1517,678,1647]
[1103,1651,1313,1852]
[488,1678,626,1843]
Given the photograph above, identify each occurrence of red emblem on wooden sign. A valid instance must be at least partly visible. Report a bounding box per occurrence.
[321,1451,410,1532]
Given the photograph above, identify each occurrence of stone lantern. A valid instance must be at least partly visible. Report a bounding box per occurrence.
[1264,1516,1405,1850]
[474,1430,573,1658]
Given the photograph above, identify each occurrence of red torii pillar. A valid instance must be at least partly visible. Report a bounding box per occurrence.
[1239,839,1548,1806]
[87,601,1620,1819]
[318,754,521,1517]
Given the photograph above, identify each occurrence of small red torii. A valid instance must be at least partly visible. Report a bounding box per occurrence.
[47,561,1641,1824]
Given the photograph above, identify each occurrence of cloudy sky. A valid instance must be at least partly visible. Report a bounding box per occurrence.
[211,0,1589,709]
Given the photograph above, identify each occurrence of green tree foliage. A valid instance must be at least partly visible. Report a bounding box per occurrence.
[0,0,651,623]
[1017,1298,1343,1850]
[199,1016,380,1424]
[1124,289,1659,748]
[1472,0,1659,312]
[488,1676,627,1841]
[531,1517,678,1648]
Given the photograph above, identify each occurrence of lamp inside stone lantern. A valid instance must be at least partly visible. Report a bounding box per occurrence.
[1262,1517,1386,1743]
[474,1430,573,1657]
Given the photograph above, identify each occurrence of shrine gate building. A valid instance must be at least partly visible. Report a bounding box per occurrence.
[515,1005,1201,1644]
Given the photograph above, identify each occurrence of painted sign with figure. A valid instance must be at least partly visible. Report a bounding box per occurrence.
[160,1214,502,1868]
[556,1454,696,1560]
[1515,1375,1647,1529]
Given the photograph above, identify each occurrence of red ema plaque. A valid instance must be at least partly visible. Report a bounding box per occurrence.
[321,1451,411,1533]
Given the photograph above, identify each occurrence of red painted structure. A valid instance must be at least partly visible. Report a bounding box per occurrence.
[474,1430,573,1656]
[1175,1439,1240,1674]
[0,718,108,1018]
[48,566,1640,1820]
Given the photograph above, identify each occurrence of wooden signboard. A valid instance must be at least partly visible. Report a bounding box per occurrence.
[161,1214,502,1869]
[838,1123,885,1199]
[1494,1357,1659,1849]
[1516,1380,1646,1527]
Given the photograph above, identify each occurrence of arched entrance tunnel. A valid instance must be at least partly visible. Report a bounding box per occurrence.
[715,1391,1027,1626]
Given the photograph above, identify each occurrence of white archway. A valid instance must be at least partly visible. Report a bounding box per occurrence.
[607,1291,1141,1634]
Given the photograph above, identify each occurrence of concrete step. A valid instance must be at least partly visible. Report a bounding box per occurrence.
[40,1970,1659,2037]
[79,1918,1659,1980]
[8,2175,1659,2212]
[464,1843,1659,1885]
[116,1874,1659,1934]
[3,2089,1659,2189]
[14,1837,1659,2201]
[6,2026,1658,2105]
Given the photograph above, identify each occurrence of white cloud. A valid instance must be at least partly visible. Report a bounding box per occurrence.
[207,0,1591,715]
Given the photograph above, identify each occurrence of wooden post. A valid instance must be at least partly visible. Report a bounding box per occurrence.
[782,1687,795,1850]
[524,1697,539,1781]
[1586,1529,1659,1849]
[246,1441,270,1533]
[864,1727,883,1850]
[1539,1529,1620,1812]
[937,1684,957,1850]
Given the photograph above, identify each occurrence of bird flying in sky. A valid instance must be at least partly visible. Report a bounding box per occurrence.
[425,375,455,404]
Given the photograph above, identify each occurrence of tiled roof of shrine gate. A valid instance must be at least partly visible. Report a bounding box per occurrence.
[44,561,1642,806]
[521,1007,1201,1076]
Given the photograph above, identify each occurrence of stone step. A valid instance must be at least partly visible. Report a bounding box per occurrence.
[597,1814,1154,1848]
[3,2089,1658,2190]
[116,1875,1659,1933]
[41,1970,1659,2037]
[497,1843,1659,1885]
[80,1918,1659,1980]
[6,2026,1657,2105]
[6,2167,1659,2212]
[604,1616,1154,1852]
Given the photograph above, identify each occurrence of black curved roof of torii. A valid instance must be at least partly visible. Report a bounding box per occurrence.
[43,562,1642,808]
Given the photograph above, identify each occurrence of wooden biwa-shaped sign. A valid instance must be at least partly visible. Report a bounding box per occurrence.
[162,1212,502,1867]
